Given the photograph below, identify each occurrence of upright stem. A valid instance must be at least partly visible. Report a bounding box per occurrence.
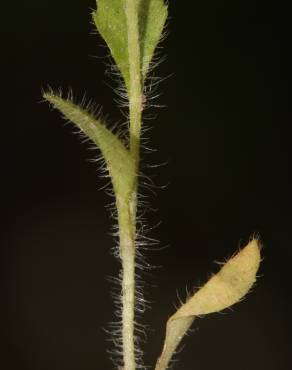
[120,2,143,370]
[118,196,136,370]
[125,0,143,168]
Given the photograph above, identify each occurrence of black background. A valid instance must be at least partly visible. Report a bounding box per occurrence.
[0,1,291,369]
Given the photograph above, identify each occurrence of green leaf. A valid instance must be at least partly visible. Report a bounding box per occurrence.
[155,239,261,370]
[139,0,168,76]
[93,0,129,88]
[43,92,135,198]
[93,0,168,91]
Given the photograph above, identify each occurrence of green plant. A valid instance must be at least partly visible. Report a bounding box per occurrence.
[43,1,261,370]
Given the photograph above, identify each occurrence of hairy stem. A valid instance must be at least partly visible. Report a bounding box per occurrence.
[120,2,143,369]
[118,195,136,370]
[125,0,143,168]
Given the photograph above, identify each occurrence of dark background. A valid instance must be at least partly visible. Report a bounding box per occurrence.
[0,1,291,369]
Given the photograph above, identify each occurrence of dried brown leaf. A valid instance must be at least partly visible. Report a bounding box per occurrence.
[155,239,261,370]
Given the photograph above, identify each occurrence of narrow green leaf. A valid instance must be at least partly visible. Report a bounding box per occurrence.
[43,92,135,198]
[155,239,261,370]
[139,0,168,76]
[93,0,129,88]
[93,0,168,90]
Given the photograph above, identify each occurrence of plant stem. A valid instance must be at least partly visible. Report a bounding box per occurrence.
[125,0,143,168]
[117,195,136,370]
[120,2,143,370]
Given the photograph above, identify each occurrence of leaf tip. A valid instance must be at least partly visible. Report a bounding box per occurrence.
[230,237,261,284]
